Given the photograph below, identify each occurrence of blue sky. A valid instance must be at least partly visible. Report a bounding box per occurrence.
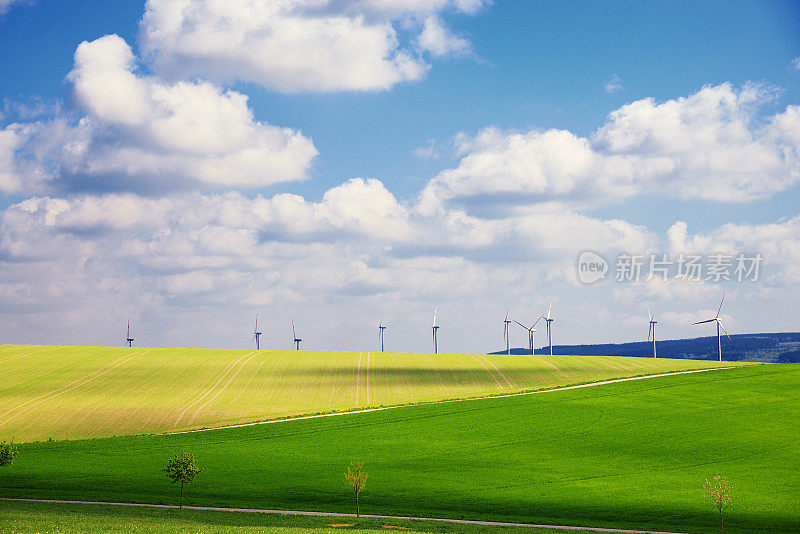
[0,0,799,352]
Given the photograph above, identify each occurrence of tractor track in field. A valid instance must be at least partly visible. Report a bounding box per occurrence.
[534,355,568,377]
[188,350,260,425]
[475,354,515,388]
[173,351,256,427]
[469,354,506,389]
[166,366,734,435]
[0,498,690,534]
[0,350,149,428]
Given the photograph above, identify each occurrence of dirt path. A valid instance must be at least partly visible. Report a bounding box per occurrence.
[167,367,734,435]
[0,498,688,534]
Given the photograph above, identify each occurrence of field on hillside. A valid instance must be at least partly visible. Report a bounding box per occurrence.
[2,365,797,534]
[0,345,736,442]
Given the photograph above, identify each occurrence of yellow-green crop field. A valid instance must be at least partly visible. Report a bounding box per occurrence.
[0,344,743,442]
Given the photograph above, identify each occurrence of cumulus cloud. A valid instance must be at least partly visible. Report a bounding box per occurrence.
[420,83,800,214]
[139,0,487,92]
[418,16,472,58]
[1,35,317,195]
[792,57,800,70]
[0,169,659,350]
[666,217,800,285]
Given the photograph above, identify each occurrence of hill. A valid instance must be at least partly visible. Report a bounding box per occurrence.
[0,344,739,442]
[491,332,800,362]
[2,364,797,533]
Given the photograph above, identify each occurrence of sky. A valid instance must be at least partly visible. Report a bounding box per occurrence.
[0,0,799,353]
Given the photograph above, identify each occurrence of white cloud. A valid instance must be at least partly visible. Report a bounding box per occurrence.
[666,217,800,285]
[792,57,800,70]
[604,74,623,94]
[139,0,486,92]
[0,0,30,15]
[418,16,472,58]
[413,139,440,159]
[0,172,659,351]
[2,35,318,194]
[420,83,800,213]
[3,172,798,351]
[0,125,28,193]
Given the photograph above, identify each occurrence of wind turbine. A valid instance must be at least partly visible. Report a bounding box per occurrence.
[292,320,302,350]
[514,315,542,356]
[647,309,657,358]
[431,307,439,354]
[692,294,731,361]
[125,319,134,347]
[503,309,512,355]
[542,303,554,356]
[253,314,262,350]
[378,316,386,352]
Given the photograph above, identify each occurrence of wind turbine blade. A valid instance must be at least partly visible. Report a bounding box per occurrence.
[547,302,552,320]
[648,323,652,341]
[433,306,437,327]
[716,292,725,318]
[648,308,652,321]
[693,318,717,324]
[504,308,509,321]
[513,320,529,330]
[292,320,296,339]
[718,321,732,340]
[532,315,543,327]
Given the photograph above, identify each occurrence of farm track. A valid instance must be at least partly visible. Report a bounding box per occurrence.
[188,350,260,425]
[174,351,256,427]
[0,498,690,534]
[476,354,515,387]
[469,354,505,389]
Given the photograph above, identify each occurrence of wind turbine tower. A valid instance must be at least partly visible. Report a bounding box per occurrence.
[292,321,302,350]
[125,320,134,347]
[253,314,262,350]
[692,294,731,361]
[648,309,657,358]
[514,315,542,356]
[378,316,386,352]
[503,309,512,355]
[431,307,439,354]
[543,303,554,356]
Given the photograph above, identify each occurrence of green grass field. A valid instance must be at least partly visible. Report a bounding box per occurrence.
[0,345,735,442]
[1,364,796,533]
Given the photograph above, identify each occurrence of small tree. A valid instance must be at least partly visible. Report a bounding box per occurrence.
[164,452,202,509]
[0,441,18,467]
[703,475,737,534]
[345,461,368,518]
